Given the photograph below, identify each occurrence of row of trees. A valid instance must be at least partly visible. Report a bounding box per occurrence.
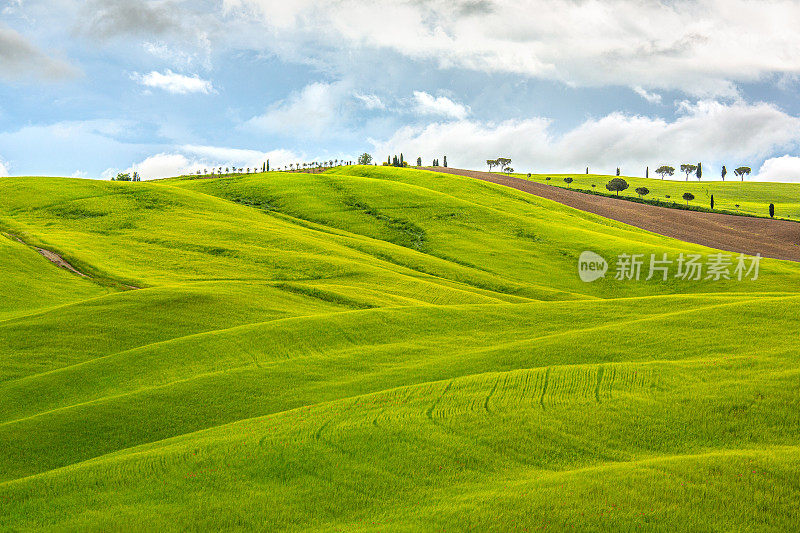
[112,172,140,181]
[190,159,361,176]
[582,164,754,182]
[552,176,777,216]
[650,164,752,181]
[607,178,695,206]
[606,178,776,217]
[382,154,448,168]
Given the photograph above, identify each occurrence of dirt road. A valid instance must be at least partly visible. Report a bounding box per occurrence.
[428,168,800,262]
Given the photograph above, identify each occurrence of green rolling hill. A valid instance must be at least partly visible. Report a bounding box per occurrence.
[0,166,798,530]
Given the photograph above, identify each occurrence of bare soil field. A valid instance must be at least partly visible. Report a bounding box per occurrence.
[428,167,800,262]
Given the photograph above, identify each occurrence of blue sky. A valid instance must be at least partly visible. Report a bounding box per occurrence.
[1,0,799,180]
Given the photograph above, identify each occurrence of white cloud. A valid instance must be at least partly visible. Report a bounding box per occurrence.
[131,69,215,95]
[412,91,469,120]
[755,156,800,183]
[0,158,9,177]
[132,153,197,179]
[180,145,300,170]
[633,87,662,105]
[111,146,306,180]
[246,82,344,137]
[102,154,198,181]
[372,100,800,179]
[227,0,800,96]
[0,119,144,177]
[353,92,385,110]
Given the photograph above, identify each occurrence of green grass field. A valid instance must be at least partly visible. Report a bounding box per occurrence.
[1,166,799,530]
[518,172,800,219]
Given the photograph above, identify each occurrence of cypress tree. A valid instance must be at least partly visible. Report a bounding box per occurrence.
[443,155,448,167]
[711,195,715,210]
[770,203,775,218]
[646,166,649,179]
[696,162,702,181]
[616,167,621,176]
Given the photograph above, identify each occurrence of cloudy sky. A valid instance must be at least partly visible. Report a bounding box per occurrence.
[1,0,799,180]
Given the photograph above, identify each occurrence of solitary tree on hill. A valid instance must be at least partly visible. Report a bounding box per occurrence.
[417,156,422,167]
[770,203,775,218]
[683,192,695,206]
[696,162,702,181]
[443,155,447,167]
[358,153,373,165]
[656,165,675,179]
[616,167,621,176]
[646,166,649,179]
[635,187,650,198]
[711,194,715,210]
[734,166,751,181]
[564,177,573,188]
[681,164,697,180]
[606,178,629,196]
[721,165,727,181]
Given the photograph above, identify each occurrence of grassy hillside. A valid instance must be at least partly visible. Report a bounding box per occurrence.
[0,167,798,530]
[518,172,800,219]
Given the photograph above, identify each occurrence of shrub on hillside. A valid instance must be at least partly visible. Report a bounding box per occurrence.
[606,178,629,196]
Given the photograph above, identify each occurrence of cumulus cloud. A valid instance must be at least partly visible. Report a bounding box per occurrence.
[131,70,215,94]
[0,25,80,82]
[755,156,800,183]
[247,82,345,138]
[0,158,9,177]
[372,100,800,178]
[180,145,299,169]
[412,91,469,120]
[109,146,304,180]
[226,0,800,96]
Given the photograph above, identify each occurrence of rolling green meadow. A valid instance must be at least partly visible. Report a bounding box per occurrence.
[520,172,800,219]
[1,165,799,530]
